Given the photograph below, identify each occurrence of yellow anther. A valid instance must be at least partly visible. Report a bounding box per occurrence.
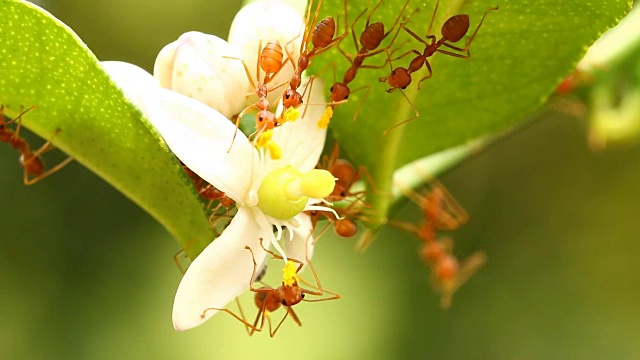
[300,169,335,198]
[267,141,282,160]
[279,107,300,124]
[317,106,333,129]
[256,129,273,148]
[282,260,299,286]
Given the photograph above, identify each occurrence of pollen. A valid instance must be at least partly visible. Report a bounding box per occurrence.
[317,106,333,129]
[282,260,299,286]
[267,141,282,160]
[279,107,300,124]
[256,130,282,160]
[256,129,273,148]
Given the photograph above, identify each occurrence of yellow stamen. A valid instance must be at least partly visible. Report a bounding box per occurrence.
[279,107,300,124]
[256,129,273,148]
[317,106,333,129]
[282,260,299,286]
[267,141,282,159]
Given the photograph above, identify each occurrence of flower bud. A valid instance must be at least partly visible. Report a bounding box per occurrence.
[228,1,304,107]
[153,31,249,119]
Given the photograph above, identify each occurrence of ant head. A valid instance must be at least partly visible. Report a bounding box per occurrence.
[390,67,412,90]
[256,111,276,130]
[330,83,350,103]
[280,286,305,306]
[283,89,302,108]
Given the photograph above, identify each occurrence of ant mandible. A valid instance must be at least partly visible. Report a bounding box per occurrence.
[380,0,498,92]
[0,105,73,185]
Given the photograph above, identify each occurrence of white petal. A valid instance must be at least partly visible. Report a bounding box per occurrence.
[153,32,249,119]
[172,207,274,331]
[284,213,315,265]
[228,1,303,106]
[268,78,328,173]
[101,61,159,109]
[145,89,257,203]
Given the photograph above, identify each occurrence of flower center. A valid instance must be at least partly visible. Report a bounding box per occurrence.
[257,166,336,220]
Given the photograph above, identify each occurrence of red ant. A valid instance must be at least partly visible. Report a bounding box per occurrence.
[380,0,498,92]
[430,243,486,309]
[391,178,484,308]
[201,238,340,337]
[281,0,349,111]
[182,164,234,218]
[327,0,412,120]
[307,144,373,238]
[227,40,295,151]
[0,105,72,185]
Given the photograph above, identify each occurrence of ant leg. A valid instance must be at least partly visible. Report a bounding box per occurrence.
[365,0,385,27]
[227,103,257,153]
[350,5,369,54]
[401,24,430,47]
[173,249,189,274]
[245,245,273,293]
[426,0,440,36]
[200,306,260,333]
[269,308,295,337]
[222,56,257,90]
[9,106,36,139]
[346,84,371,122]
[24,129,73,185]
[383,0,412,38]
[382,89,419,135]
[416,61,433,89]
[463,5,499,50]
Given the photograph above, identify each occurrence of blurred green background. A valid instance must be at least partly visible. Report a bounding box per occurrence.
[2,0,640,359]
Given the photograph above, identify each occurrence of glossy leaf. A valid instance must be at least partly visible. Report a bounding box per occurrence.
[313,0,631,228]
[0,0,214,258]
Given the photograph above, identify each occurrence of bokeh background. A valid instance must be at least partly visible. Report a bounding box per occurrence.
[2,0,640,359]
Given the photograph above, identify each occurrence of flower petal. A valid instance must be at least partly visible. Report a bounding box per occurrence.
[144,89,258,203]
[269,78,328,173]
[101,61,159,108]
[172,207,274,331]
[284,213,315,264]
[102,61,256,202]
[228,1,303,106]
[153,31,249,119]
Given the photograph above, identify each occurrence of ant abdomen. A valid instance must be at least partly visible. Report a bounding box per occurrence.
[312,17,337,49]
[360,22,385,50]
[441,14,470,43]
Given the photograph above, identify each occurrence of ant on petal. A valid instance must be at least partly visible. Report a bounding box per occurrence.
[201,238,339,337]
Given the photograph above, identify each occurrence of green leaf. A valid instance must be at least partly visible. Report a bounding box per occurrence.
[313,0,631,228]
[0,0,214,258]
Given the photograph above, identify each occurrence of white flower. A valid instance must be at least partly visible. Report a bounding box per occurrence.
[153,31,249,119]
[101,60,335,331]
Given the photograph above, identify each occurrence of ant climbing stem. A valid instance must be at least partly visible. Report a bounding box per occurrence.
[0,105,73,185]
[327,0,414,122]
